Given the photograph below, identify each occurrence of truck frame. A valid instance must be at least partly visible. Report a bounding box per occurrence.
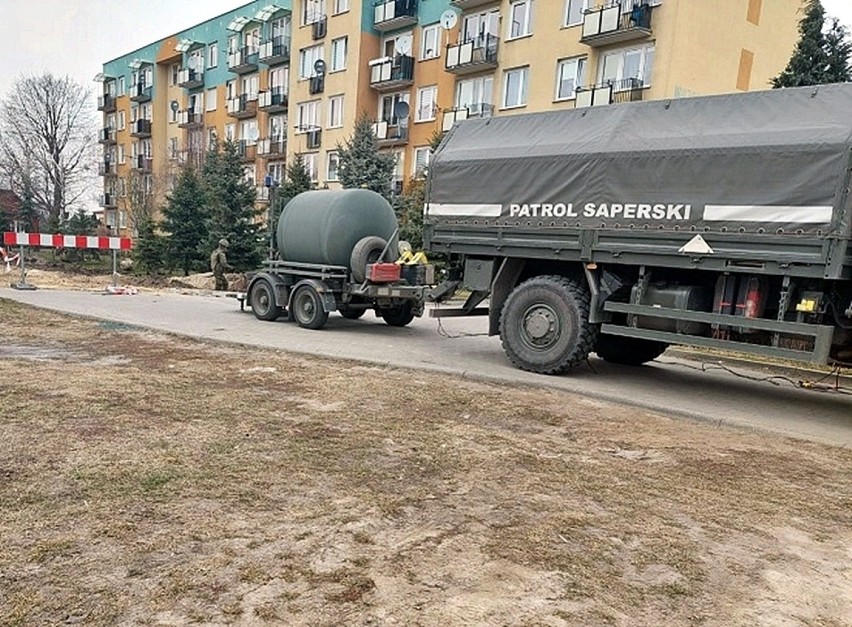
[425,84,852,374]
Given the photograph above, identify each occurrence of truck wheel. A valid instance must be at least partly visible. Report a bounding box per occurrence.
[381,301,415,327]
[350,236,388,283]
[595,334,667,366]
[339,306,366,320]
[292,285,329,330]
[250,279,281,321]
[500,275,598,375]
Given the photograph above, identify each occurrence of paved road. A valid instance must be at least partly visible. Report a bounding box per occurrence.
[3,287,851,446]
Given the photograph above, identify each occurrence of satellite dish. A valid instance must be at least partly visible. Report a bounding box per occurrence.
[313,59,327,76]
[170,100,180,113]
[440,9,458,30]
[187,56,198,70]
[248,128,260,141]
[395,34,413,56]
[394,101,410,120]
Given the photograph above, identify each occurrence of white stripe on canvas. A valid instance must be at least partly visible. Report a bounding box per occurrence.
[703,205,833,224]
[426,203,502,217]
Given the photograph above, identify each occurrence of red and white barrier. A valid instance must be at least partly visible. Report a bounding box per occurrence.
[3,232,132,250]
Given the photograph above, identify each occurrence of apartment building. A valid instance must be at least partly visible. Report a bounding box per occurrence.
[98,0,800,234]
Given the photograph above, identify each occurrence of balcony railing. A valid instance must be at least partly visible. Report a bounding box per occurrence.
[178,110,204,128]
[580,1,654,46]
[177,68,204,89]
[258,88,288,113]
[373,0,418,32]
[130,83,152,102]
[372,120,408,147]
[98,128,116,144]
[237,140,257,162]
[369,55,415,91]
[100,193,116,208]
[309,75,325,95]
[312,16,327,40]
[98,160,116,176]
[441,103,494,132]
[228,47,260,74]
[98,94,117,112]
[450,0,499,9]
[259,37,291,66]
[257,137,287,156]
[133,155,153,171]
[575,77,645,108]
[130,119,152,138]
[445,34,499,75]
[304,127,322,149]
[227,94,259,119]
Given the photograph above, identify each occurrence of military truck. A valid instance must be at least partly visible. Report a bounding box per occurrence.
[425,84,852,374]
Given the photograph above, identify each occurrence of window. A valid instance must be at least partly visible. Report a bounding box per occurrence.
[503,66,529,108]
[508,0,534,39]
[382,32,414,58]
[241,119,259,145]
[107,113,116,130]
[416,85,437,122]
[269,67,288,90]
[298,100,321,131]
[463,10,499,45]
[327,95,344,128]
[117,76,126,96]
[299,45,324,80]
[169,137,178,160]
[303,0,325,25]
[330,37,347,72]
[208,128,218,150]
[226,80,237,100]
[555,57,586,100]
[130,106,138,123]
[564,0,589,26]
[206,88,217,111]
[117,144,126,165]
[272,16,290,42]
[242,74,259,100]
[421,24,440,60]
[245,27,260,54]
[228,35,238,54]
[301,153,319,182]
[269,115,286,140]
[333,0,349,14]
[413,146,431,177]
[225,123,236,141]
[379,92,410,125]
[118,111,126,130]
[244,165,257,185]
[327,151,340,181]
[600,44,655,88]
[267,162,285,185]
[208,43,219,68]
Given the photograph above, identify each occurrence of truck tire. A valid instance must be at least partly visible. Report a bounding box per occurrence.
[381,301,415,327]
[595,334,668,366]
[291,285,329,330]
[499,275,598,375]
[339,306,366,320]
[350,236,388,283]
[250,279,281,321]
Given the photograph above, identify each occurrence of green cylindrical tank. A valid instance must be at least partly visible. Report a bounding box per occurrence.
[277,189,398,267]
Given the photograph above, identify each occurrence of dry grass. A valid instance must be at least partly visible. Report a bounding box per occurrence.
[0,298,850,626]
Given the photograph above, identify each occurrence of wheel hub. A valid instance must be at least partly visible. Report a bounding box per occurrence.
[522,305,559,348]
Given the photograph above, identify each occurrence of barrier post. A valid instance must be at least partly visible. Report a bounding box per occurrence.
[112,249,119,287]
[12,244,36,291]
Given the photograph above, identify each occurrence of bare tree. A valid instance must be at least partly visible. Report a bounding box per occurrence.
[0,73,98,225]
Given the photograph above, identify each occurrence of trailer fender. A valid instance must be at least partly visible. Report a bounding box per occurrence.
[288,279,337,313]
[247,272,289,309]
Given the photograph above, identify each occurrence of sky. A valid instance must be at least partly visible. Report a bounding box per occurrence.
[0,0,851,101]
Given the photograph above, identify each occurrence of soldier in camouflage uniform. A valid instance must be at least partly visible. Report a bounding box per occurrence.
[210,239,233,291]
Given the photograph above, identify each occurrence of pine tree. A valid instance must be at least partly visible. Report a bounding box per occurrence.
[161,166,209,276]
[396,177,426,251]
[772,0,851,87]
[132,215,165,274]
[268,154,314,252]
[17,181,39,231]
[337,115,396,200]
[202,140,262,271]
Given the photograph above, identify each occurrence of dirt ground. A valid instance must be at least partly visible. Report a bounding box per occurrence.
[0,299,851,627]
[5,267,245,293]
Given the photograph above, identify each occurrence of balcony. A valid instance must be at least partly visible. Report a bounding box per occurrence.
[450,0,499,8]
[312,16,327,40]
[445,35,499,75]
[98,94,117,112]
[100,193,116,209]
[237,141,257,162]
[98,128,116,145]
[130,119,152,138]
[373,0,418,32]
[369,55,414,91]
[304,128,321,149]
[575,78,645,108]
[178,68,204,89]
[309,75,325,95]
[258,88,288,113]
[178,110,204,128]
[132,155,153,172]
[580,2,654,47]
[441,103,494,132]
[372,120,408,147]
[227,95,258,119]
[257,137,287,157]
[228,47,259,74]
[98,160,116,176]
[130,83,152,102]
[259,37,291,66]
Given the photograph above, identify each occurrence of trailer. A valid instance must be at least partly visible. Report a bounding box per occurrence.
[425,83,852,374]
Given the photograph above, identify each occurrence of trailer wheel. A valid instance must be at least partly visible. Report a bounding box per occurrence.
[250,279,281,321]
[595,334,668,366]
[350,236,388,283]
[291,285,329,330]
[339,306,366,320]
[381,301,415,327]
[499,275,598,375]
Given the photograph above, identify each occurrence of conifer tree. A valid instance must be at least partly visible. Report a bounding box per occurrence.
[132,215,165,274]
[161,166,209,276]
[336,115,396,200]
